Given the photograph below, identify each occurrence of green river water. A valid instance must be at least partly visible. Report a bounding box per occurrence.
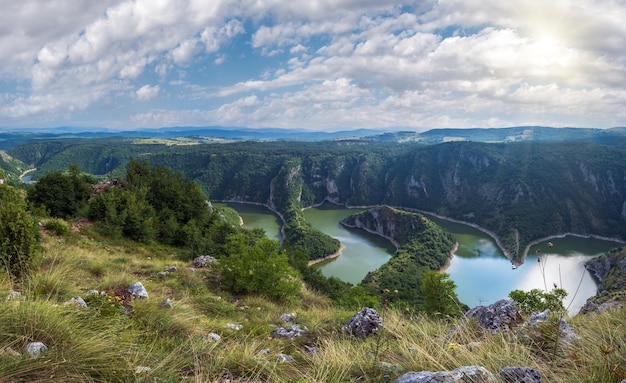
[218,203,623,313]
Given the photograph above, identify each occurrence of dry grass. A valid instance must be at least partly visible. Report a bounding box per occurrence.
[1,227,625,382]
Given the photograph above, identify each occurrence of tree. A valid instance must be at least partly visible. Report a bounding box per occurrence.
[27,164,93,218]
[0,184,40,281]
[421,271,461,316]
[219,233,300,301]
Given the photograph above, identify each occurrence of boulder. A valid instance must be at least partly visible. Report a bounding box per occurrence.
[464,299,523,333]
[393,366,496,383]
[25,342,48,358]
[274,353,294,363]
[280,312,297,324]
[523,309,577,346]
[161,298,173,309]
[499,366,541,383]
[193,255,217,268]
[65,296,88,308]
[271,324,308,339]
[342,307,383,337]
[128,282,149,299]
[6,291,21,301]
[204,333,221,342]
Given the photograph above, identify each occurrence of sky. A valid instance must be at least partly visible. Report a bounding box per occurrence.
[1,0,626,131]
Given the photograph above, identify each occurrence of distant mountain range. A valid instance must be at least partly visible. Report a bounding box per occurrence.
[2,125,626,150]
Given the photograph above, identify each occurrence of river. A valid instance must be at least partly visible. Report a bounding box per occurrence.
[217,202,623,313]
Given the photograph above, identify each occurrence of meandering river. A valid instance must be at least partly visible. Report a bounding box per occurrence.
[217,203,623,313]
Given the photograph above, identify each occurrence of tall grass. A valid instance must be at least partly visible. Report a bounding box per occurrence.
[1,229,625,382]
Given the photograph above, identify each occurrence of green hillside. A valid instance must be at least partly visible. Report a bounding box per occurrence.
[9,139,626,264]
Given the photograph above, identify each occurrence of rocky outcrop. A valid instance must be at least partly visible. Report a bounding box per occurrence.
[393,366,496,383]
[581,248,626,313]
[342,307,383,337]
[464,299,523,333]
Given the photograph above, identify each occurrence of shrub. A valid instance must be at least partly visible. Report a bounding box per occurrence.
[508,288,567,315]
[219,234,300,301]
[44,219,69,236]
[0,184,40,281]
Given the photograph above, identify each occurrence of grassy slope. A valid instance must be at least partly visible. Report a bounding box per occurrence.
[0,225,625,383]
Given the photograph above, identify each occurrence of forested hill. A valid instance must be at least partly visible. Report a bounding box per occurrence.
[9,139,626,263]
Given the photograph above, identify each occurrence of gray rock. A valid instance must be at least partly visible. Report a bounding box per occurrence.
[161,298,173,309]
[128,282,149,299]
[25,342,48,358]
[525,309,577,345]
[86,289,104,296]
[274,353,294,363]
[280,312,297,323]
[204,333,221,342]
[342,307,383,337]
[303,345,317,354]
[393,366,496,383]
[226,323,243,331]
[156,271,169,279]
[163,265,177,272]
[134,366,152,374]
[193,255,217,268]
[271,324,308,339]
[464,299,523,333]
[6,291,21,301]
[65,296,87,308]
[500,367,541,383]
[528,310,550,325]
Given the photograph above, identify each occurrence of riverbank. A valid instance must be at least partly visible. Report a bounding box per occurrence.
[522,232,626,257]
[308,244,346,265]
[19,167,36,183]
[439,242,459,273]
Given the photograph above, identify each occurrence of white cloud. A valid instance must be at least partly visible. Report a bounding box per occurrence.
[136,85,160,101]
[1,0,626,129]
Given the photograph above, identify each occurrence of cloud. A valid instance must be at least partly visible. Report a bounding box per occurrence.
[136,85,160,101]
[1,0,626,129]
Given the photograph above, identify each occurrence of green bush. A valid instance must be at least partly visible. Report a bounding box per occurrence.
[219,234,300,301]
[508,288,568,315]
[0,184,40,281]
[44,219,69,236]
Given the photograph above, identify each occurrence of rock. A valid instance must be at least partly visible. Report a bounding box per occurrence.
[86,289,104,296]
[525,309,577,345]
[280,312,297,324]
[156,271,169,279]
[342,307,383,337]
[303,345,317,354]
[134,366,152,374]
[161,298,173,309]
[226,323,243,331]
[193,255,217,268]
[464,299,523,333]
[6,291,21,301]
[65,296,87,308]
[204,333,221,342]
[580,299,622,315]
[128,282,149,299]
[163,265,177,272]
[271,324,308,339]
[500,367,541,383]
[25,342,48,358]
[393,366,496,383]
[274,353,294,363]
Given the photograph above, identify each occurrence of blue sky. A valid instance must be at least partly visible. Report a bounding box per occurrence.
[1,0,625,131]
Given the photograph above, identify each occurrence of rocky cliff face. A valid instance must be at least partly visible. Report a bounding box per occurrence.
[149,141,626,264]
[581,247,626,313]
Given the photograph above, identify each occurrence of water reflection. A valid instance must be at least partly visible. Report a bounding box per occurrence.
[218,202,622,314]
